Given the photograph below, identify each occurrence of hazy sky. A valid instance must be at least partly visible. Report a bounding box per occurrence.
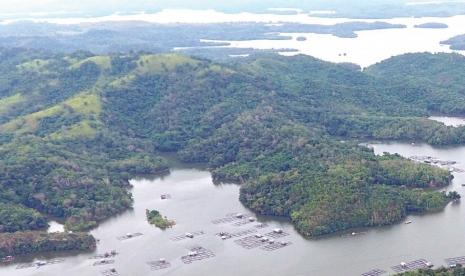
[0,0,407,15]
[0,0,460,17]
[0,0,160,14]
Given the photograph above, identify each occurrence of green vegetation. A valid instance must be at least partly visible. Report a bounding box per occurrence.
[0,203,47,233]
[0,93,25,115]
[0,48,464,239]
[0,231,96,258]
[146,209,175,229]
[397,266,465,275]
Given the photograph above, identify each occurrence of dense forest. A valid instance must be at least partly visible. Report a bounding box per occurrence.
[0,231,95,258]
[1,48,465,249]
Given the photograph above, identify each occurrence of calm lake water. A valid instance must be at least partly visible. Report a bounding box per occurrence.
[429,116,465,127]
[5,9,465,67]
[2,140,465,276]
[195,13,465,68]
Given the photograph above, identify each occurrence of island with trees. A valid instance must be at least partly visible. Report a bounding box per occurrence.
[441,34,465,50]
[414,22,448,29]
[146,209,175,229]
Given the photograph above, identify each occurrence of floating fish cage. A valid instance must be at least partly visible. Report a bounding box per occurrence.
[445,256,465,267]
[181,246,215,264]
[391,259,432,273]
[89,251,118,259]
[232,219,256,227]
[216,229,257,240]
[93,259,115,266]
[260,241,292,251]
[211,213,252,225]
[264,230,289,239]
[147,259,171,271]
[234,235,269,250]
[235,234,292,251]
[361,268,386,276]
[254,223,269,229]
[116,232,143,240]
[16,258,64,269]
[101,268,119,276]
[170,231,205,241]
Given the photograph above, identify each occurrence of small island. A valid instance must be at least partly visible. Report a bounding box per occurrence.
[441,34,465,50]
[146,209,175,229]
[414,22,448,29]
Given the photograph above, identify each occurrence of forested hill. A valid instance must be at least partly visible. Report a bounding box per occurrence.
[0,49,463,239]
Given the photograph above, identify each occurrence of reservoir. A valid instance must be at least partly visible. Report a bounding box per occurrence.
[2,140,465,276]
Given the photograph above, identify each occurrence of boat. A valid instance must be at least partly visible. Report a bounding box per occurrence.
[405,220,412,224]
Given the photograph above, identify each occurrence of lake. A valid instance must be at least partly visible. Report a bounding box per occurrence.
[4,9,465,67]
[429,115,465,127]
[190,14,465,67]
[2,141,465,276]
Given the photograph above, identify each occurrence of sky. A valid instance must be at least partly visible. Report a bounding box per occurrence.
[0,0,405,16]
[0,0,463,18]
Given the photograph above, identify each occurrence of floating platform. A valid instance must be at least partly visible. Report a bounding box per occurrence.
[16,258,64,269]
[260,241,292,251]
[217,229,257,240]
[232,219,255,227]
[116,232,143,241]
[181,246,215,264]
[89,251,118,259]
[211,213,252,225]
[170,231,205,241]
[391,259,431,273]
[264,230,289,239]
[93,259,115,266]
[234,235,268,249]
[361,269,386,276]
[445,256,465,266]
[254,223,269,229]
[147,259,171,271]
[101,268,119,276]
